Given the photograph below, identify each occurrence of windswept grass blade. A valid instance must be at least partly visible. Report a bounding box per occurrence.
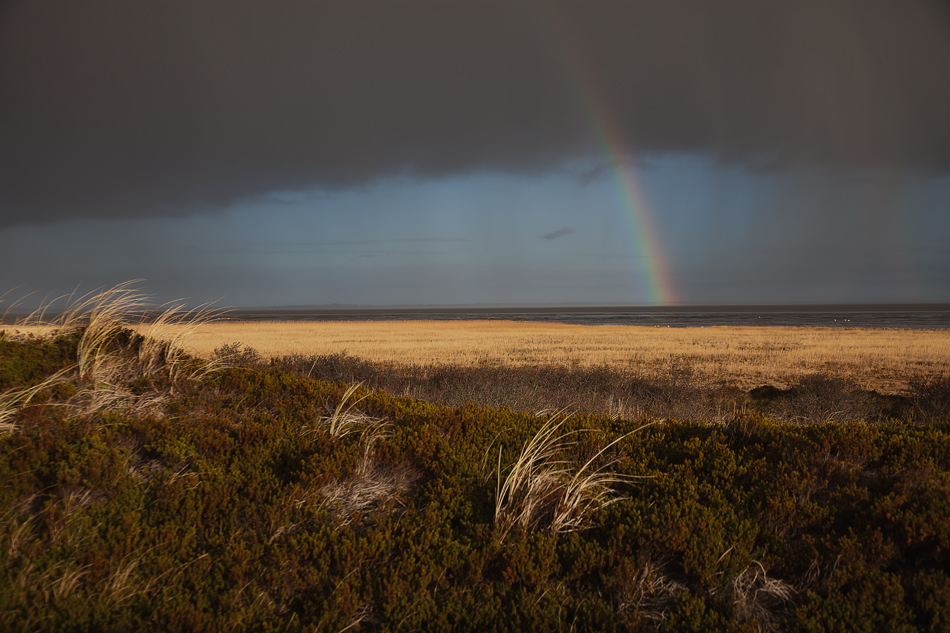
[493,410,647,540]
[550,421,656,534]
[319,382,386,438]
[0,281,225,426]
[0,366,74,434]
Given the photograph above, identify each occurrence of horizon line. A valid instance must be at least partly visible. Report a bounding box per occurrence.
[222,301,950,313]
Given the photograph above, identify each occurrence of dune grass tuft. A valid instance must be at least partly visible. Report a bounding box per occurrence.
[318,382,386,438]
[732,561,797,629]
[494,411,648,540]
[0,281,221,426]
[0,366,73,434]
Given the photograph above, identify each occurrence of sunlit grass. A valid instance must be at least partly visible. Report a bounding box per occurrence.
[164,319,950,393]
[317,382,385,439]
[493,411,649,541]
[0,282,221,425]
[0,366,73,434]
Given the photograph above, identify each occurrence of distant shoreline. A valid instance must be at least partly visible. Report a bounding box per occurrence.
[223,302,950,318]
[6,303,950,329]
[207,304,950,330]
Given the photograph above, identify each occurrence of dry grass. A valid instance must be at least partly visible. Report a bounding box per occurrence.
[9,283,220,387]
[318,426,419,525]
[111,319,950,394]
[621,560,687,623]
[8,316,948,395]
[732,561,797,630]
[317,382,386,438]
[1,282,221,424]
[293,387,417,525]
[0,366,73,434]
[494,412,644,541]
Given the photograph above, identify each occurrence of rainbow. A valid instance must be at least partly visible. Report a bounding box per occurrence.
[535,2,678,305]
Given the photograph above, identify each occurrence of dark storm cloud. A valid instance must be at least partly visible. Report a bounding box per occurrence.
[1,0,949,227]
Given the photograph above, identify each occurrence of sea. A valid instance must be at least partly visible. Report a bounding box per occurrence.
[223,304,950,330]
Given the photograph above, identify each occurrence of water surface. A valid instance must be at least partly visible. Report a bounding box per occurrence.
[224,304,950,329]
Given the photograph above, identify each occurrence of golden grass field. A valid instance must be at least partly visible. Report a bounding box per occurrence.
[158,321,944,393]
[8,319,948,393]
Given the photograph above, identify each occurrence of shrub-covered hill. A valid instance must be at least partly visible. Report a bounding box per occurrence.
[1,329,950,632]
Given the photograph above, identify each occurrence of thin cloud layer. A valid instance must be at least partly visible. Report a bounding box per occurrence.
[1,0,949,227]
[541,227,576,241]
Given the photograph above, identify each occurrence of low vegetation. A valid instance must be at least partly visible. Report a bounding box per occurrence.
[224,345,950,427]
[1,289,949,631]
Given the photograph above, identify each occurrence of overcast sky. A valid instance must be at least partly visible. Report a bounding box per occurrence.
[2,0,949,308]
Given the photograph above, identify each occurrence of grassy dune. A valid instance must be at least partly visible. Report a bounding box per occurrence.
[2,290,950,630]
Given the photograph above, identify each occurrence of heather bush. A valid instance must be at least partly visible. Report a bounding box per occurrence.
[909,374,950,420]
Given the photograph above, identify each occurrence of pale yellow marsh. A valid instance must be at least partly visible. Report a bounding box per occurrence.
[7,320,947,393]
[166,321,947,392]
